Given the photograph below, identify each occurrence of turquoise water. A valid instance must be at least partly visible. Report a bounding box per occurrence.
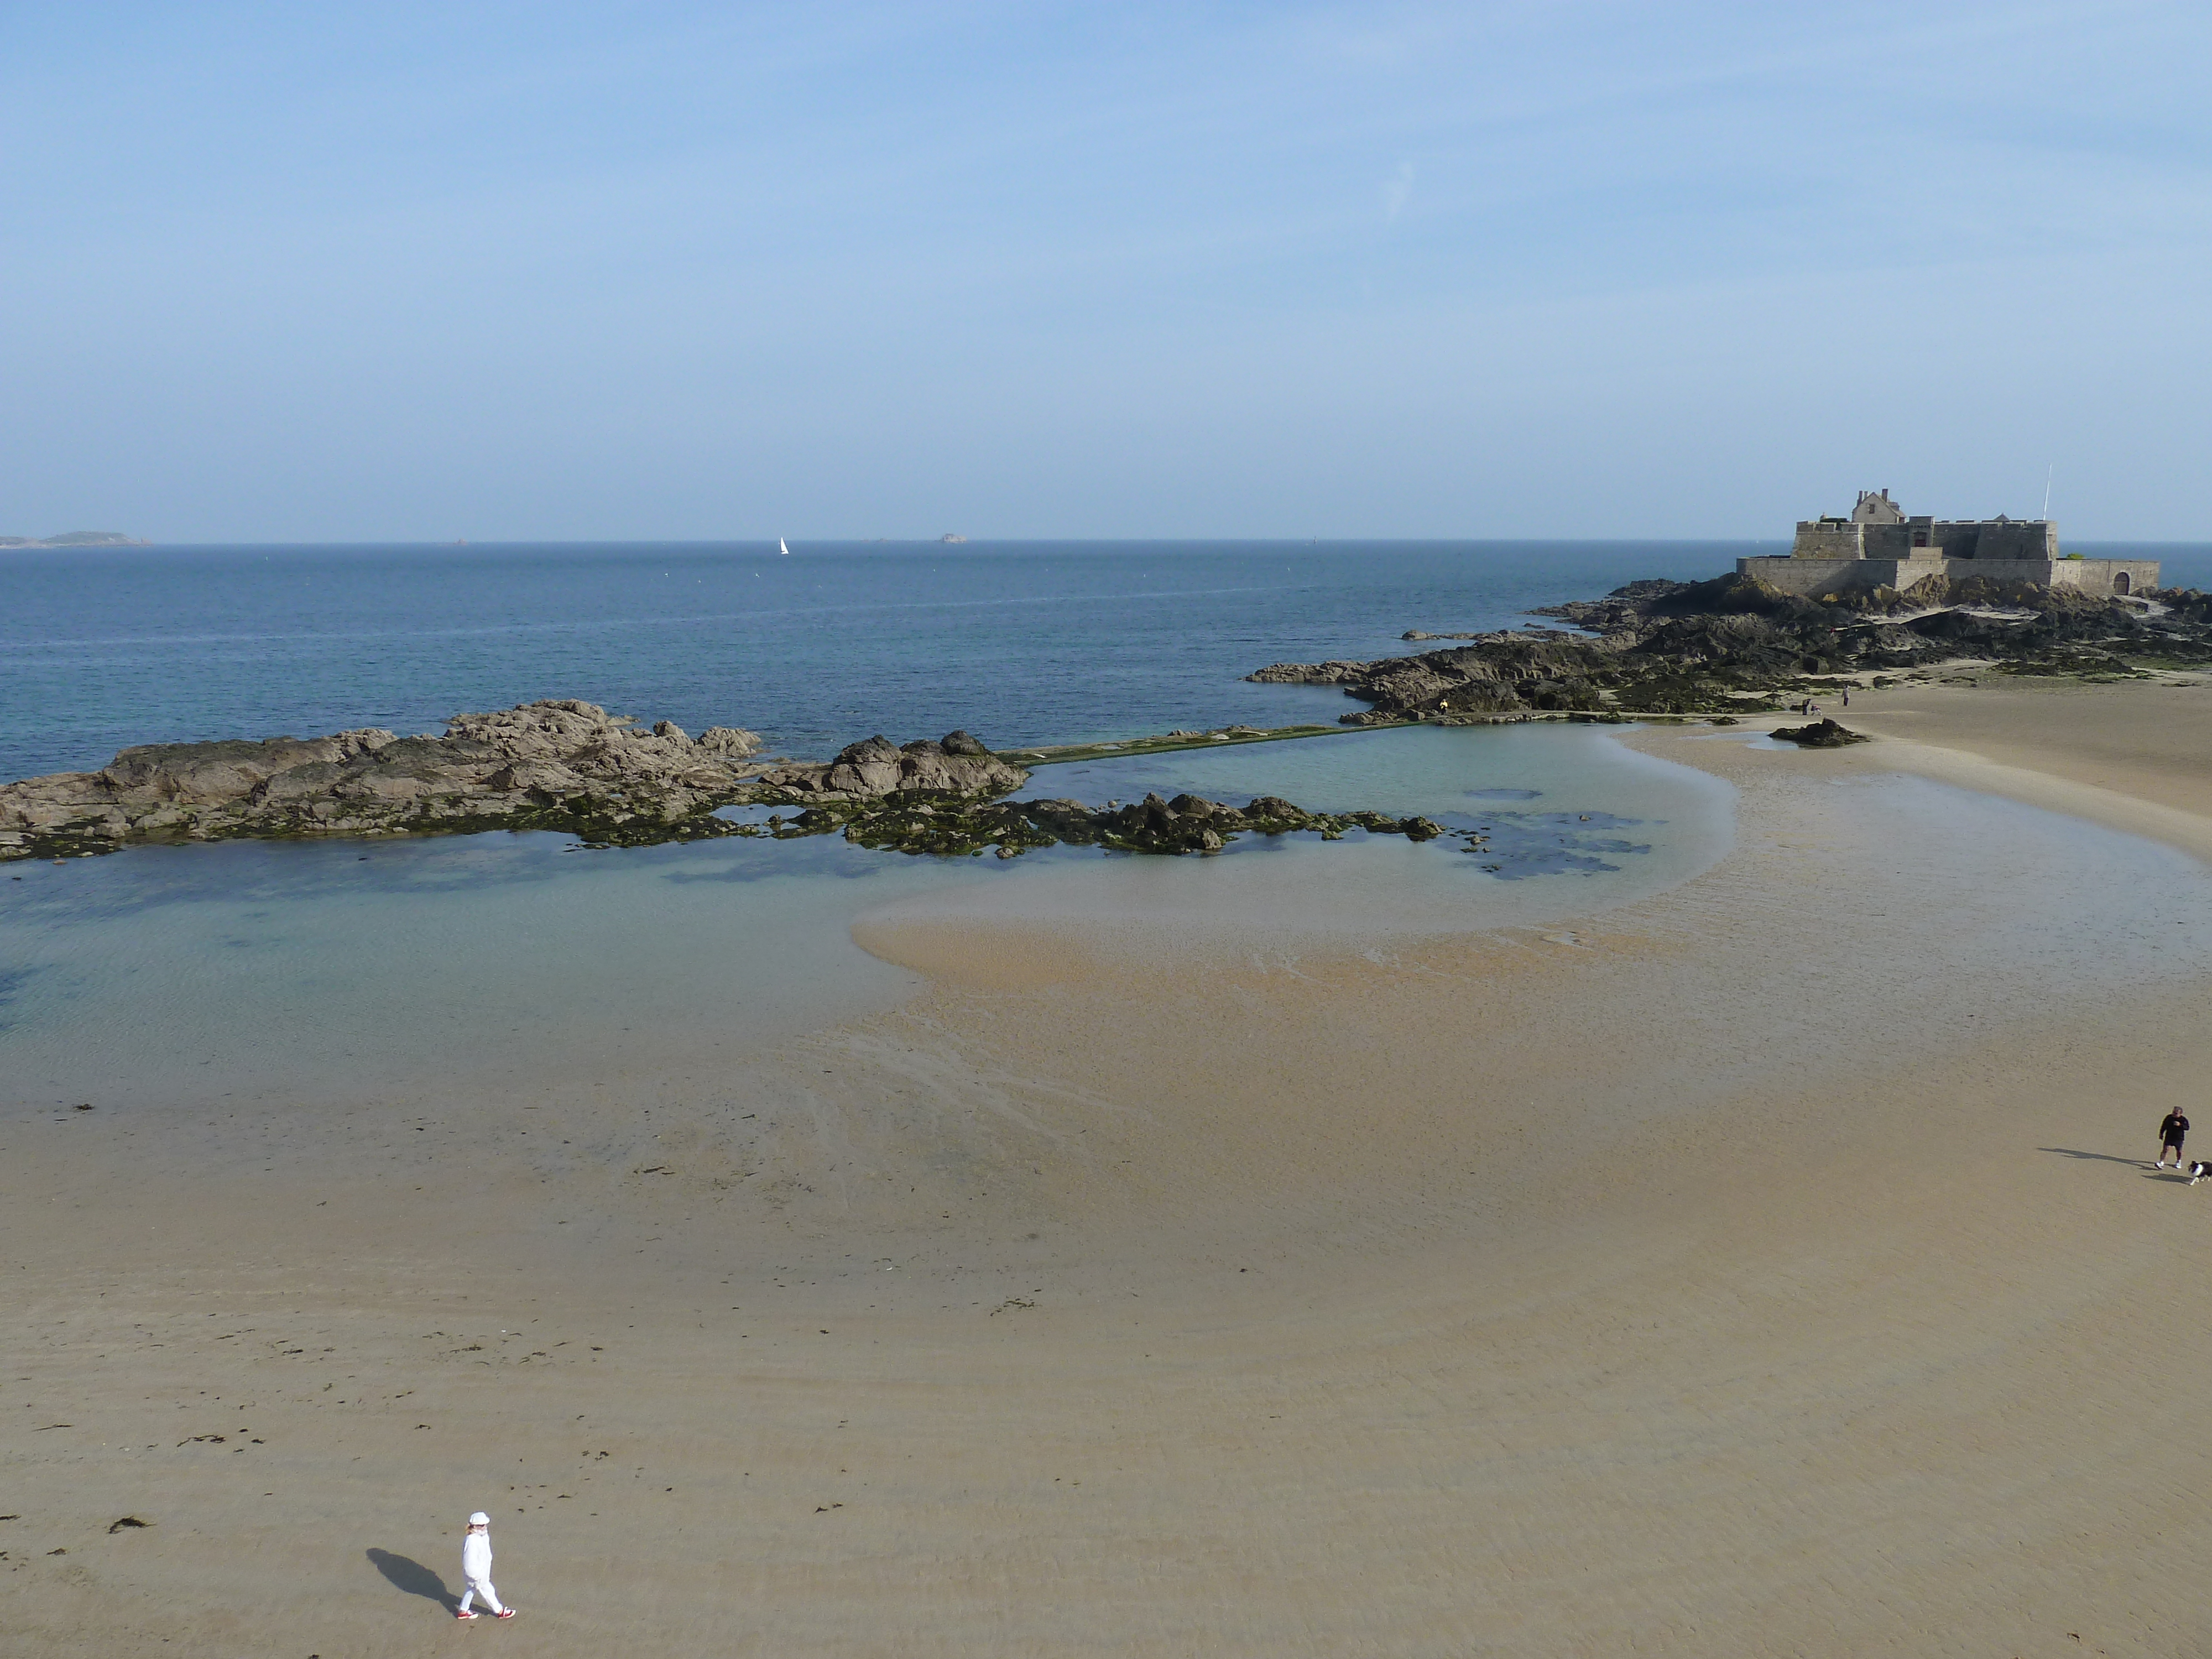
[14,724,2212,1124]
[9,539,2210,1118]
[0,541,1752,1114]
[957,723,1739,936]
[0,723,1735,1115]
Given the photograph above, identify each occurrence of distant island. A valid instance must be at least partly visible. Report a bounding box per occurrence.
[0,530,149,549]
[938,533,967,544]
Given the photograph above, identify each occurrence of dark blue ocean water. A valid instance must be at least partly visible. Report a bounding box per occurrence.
[0,540,1780,781]
[8,537,2204,786]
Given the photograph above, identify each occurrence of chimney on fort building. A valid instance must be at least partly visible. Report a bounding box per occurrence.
[1851,488,1905,525]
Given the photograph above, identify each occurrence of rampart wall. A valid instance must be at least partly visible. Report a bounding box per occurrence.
[1738,556,2160,599]
[1791,519,2060,560]
[1791,524,1865,559]
[1930,520,2059,559]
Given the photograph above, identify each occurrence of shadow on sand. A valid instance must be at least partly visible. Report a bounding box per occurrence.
[2039,1147,2153,1167]
[367,1548,454,1612]
[2038,1147,2194,1181]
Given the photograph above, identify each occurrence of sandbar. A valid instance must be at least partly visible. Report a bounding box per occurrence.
[3,677,2210,1656]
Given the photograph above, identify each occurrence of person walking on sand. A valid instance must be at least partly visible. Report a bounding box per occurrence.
[456,1512,515,1620]
[2156,1109,2191,1171]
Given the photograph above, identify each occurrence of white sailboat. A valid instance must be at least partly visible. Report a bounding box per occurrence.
[779,536,790,556]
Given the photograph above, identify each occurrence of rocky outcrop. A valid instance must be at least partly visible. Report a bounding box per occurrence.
[3,706,1481,868]
[774,790,1470,860]
[1255,571,2212,722]
[752,732,1028,800]
[2148,587,2212,626]
[1,700,773,860]
[1251,635,1624,717]
[1770,719,1870,748]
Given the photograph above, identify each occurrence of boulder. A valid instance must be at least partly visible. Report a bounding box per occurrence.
[697,726,763,757]
[1771,719,1871,748]
[764,732,1027,801]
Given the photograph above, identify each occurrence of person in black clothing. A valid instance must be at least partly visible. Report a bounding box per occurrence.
[2156,1109,2190,1171]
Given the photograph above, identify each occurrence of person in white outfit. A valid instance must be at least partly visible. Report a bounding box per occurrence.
[456,1512,515,1620]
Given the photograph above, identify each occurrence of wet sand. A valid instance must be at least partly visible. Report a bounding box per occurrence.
[4,678,2212,1656]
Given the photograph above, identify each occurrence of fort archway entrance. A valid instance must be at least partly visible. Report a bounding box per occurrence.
[2115,571,2132,596]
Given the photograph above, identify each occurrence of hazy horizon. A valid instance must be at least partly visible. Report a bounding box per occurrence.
[5,4,2206,542]
[9,535,2211,557]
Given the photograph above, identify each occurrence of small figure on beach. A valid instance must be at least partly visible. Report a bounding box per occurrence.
[2156,1109,2190,1171]
[456,1512,515,1620]
[1841,687,1850,707]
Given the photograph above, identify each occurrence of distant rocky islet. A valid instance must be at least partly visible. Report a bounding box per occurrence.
[1,530,149,549]
[1252,571,2212,721]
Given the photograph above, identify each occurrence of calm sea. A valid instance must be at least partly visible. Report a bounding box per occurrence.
[11,538,2203,782]
[6,538,2208,1118]
[0,539,1782,780]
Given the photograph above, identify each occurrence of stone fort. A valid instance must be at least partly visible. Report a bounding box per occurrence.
[1737,489,2158,599]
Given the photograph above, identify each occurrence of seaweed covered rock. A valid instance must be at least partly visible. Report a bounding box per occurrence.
[757,731,1027,800]
[1771,719,1871,748]
[766,788,1485,861]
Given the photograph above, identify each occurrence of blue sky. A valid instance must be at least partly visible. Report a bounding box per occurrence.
[3,3,2206,540]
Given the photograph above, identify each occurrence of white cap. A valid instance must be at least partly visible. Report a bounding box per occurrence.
[468,1512,490,1526]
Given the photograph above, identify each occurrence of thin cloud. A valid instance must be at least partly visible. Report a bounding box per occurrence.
[1383,158,1415,221]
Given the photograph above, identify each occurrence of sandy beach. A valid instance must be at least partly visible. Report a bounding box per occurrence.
[6,675,2212,1657]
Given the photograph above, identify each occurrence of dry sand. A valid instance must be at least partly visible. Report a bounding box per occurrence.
[4,677,2212,1657]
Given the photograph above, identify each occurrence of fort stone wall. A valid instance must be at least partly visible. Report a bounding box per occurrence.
[1739,555,2160,599]
[1929,520,2059,560]
[1740,557,1943,597]
[1775,494,2152,597]
[1790,523,1864,559]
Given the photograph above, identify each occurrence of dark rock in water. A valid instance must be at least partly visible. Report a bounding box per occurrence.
[767,786,1490,862]
[1016,797,1101,843]
[1771,719,1870,748]
[759,732,1026,800]
[1094,792,1225,853]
